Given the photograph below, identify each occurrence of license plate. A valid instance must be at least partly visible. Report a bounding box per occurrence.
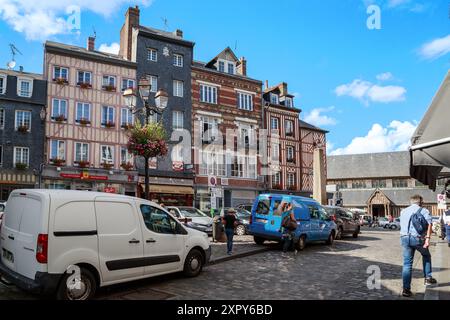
[2,249,14,263]
[256,219,268,224]
[205,228,212,232]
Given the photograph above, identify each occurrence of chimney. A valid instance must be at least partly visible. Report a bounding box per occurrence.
[120,6,140,60]
[280,82,288,97]
[19,66,24,73]
[265,80,269,90]
[238,57,247,76]
[87,36,95,51]
[174,29,183,38]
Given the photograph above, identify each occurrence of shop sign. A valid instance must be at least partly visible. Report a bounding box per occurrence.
[437,194,447,210]
[60,172,108,181]
[104,187,116,194]
[172,161,184,172]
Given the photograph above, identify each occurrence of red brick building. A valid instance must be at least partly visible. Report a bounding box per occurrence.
[191,47,263,210]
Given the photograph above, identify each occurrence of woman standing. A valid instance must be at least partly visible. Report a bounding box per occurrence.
[281,203,297,253]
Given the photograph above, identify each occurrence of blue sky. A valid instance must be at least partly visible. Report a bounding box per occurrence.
[0,0,448,155]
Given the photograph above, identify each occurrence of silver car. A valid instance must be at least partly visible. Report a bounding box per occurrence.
[167,206,214,236]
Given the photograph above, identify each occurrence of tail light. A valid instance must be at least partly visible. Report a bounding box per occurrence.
[249,213,252,225]
[36,234,48,264]
[331,215,336,222]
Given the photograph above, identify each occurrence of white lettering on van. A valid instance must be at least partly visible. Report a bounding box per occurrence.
[66,265,82,290]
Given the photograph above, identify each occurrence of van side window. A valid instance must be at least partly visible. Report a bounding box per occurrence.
[140,205,175,234]
[308,206,320,219]
[272,200,283,216]
[255,199,270,215]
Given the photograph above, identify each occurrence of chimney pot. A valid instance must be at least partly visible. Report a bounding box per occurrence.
[87,36,95,51]
[265,80,269,90]
[174,29,183,38]
[239,57,247,76]
[19,66,24,73]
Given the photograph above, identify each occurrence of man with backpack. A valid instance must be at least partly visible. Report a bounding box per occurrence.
[400,195,437,298]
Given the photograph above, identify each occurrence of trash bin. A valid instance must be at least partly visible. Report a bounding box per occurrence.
[213,215,226,242]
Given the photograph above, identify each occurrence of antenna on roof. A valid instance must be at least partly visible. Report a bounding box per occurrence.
[234,40,238,51]
[92,27,97,39]
[161,17,169,31]
[7,44,22,70]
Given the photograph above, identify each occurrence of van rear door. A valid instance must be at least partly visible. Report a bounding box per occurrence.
[250,196,271,235]
[0,191,47,279]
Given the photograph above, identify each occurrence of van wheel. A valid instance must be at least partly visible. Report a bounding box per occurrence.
[183,249,204,277]
[326,231,335,245]
[254,236,265,245]
[336,227,343,240]
[295,235,306,251]
[56,267,97,300]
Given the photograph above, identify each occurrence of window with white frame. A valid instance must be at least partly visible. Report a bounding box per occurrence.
[0,109,4,129]
[148,75,158,93]
[121,108,134,127]
[227,62,235,75]
[50,140,65,161]
[285,97,293,108]
[52,99,67,120]
[172,111,184,130]
[287,146,295,163]
[272,143,280,161]
[101,145,114,164]
[272,171,281,187]
[74,142,89,162]
[76,102,91,123]
[17,78,32,97]
[77,71,92,85]
[121,78,135,92]
[270,93,279,105]
[53,66,68,81]
[230,155,257,179]
[102,75,116,90]
[15,110,31,130]
[147,48,157,62]
[199,151,225,176]
[200,116,219,143]
[218,61,225,72]
[200,84,218,104]
[173,80,184,97]
[0,75,6,94]
[102,106,115,126]
[287,173,296,188]
[14,147,29,166]
[285,120,294,136]
[237,91,253,111]
[121,146,133,164]
[173,54,183,67]
[271,117,279,131]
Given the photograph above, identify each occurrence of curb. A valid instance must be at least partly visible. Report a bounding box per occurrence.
[207,246,272,265]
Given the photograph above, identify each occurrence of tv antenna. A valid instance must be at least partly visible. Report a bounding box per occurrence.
[161,17,169,31]
[92,27,97,39]
[7,44,22,70]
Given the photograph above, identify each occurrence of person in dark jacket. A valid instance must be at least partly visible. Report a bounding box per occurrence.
[222,208,237,255]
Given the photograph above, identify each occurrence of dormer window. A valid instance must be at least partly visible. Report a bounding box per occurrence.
[217,59,236,74]
[285,97,293,108]
[227,63,235,75]
[17,78,33,97]
[218,61,225,72]
[0,75,6,94]
[270,93,279,105]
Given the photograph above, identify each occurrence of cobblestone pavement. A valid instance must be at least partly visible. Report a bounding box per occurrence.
[0,229,444,300]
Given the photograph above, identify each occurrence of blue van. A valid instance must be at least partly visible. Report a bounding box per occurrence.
[248,194,337,250]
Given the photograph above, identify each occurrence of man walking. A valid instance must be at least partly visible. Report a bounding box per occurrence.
[400,195,437,298]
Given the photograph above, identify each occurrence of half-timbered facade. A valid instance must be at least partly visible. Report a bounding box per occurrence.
[42,40,138,195]
[192,47,264,210]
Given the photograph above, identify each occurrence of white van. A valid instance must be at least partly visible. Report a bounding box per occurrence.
[0,190,211,300]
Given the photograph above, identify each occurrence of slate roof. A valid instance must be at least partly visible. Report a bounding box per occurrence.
[0,68,43,80]
[299,119,328,133]
[340,188,440,206]
[327,151,410,180]
[138,26,195,47]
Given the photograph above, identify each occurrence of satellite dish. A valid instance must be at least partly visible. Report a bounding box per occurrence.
[7,60,16,70]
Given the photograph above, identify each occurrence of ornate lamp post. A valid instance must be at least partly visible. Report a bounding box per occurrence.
[123,78,169,200]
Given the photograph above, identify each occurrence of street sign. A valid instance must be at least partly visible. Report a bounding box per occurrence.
[437,194,447,210]
[210,194,217,210]
[211,187,223,198]
[221,178,229,186]
[208,175,217,188]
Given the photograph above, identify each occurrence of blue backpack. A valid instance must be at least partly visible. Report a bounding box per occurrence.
[408,208,429,236]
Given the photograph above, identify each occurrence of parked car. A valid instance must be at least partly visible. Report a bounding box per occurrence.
[359,215,372,226]
[377,217,390,228]
[324,206,360,239]
[0,190,211,300]
[0,202,6,213]
[387,218,401,230]
[167,206,213,236]
[236,203,254,213]
[248,194,337,251]
[220,207,251,236]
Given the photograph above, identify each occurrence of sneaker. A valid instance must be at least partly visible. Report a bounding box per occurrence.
[402,289,412,297]
[294,249,298,256]
[425,277,437,286]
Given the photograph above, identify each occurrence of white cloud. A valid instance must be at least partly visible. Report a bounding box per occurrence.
[419,34,450,60]
[303,107,337,127]
[329,120,417,155]
[99,42,120,55]
[387,0,411,8]
[335,79,406,104]
[376,72,393,81]
[0,0,152,41]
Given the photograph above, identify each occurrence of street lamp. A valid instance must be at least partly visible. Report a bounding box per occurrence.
[123,77,169,200]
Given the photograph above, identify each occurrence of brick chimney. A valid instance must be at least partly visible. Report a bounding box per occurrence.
[87,36,95,51]
[279,82,288,97]
[174,29,183,38]
[238,57,247,76]
[120,6,140,60]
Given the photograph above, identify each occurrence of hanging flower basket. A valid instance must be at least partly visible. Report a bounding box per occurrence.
[120,162,134,171]
[75,161,90,168]
[15,163,27,170]
[127,122,168,159]
[78,82,92,89]
[79,118,91,126]
[18,125,29,133]
[102,162,114,170]
[51,158,66,167]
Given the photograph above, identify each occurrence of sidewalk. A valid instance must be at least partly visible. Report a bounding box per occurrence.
[425,238,450,300]
[208,235,276,264]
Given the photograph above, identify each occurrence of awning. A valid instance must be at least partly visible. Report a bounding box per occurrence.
[410,71,450,191]
[144,184,194,195]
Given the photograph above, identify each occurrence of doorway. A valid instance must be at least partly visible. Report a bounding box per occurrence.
[372,205,385,218]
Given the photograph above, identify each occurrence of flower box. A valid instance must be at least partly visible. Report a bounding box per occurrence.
[272,184,282,190]
[102,85,116,92]
[288,185,298,191]
[54,114,67,122]
[104,122,116,129]
[78,118,91,126]
[78,82,92,89]
[15,163,27,170]
[54,77,68,85]
[75,161,90,168]
[50,158,66,167]
[120,162,134,171]
[102,162,114,170]
[17,125,29,133]
[121,123,134,130]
